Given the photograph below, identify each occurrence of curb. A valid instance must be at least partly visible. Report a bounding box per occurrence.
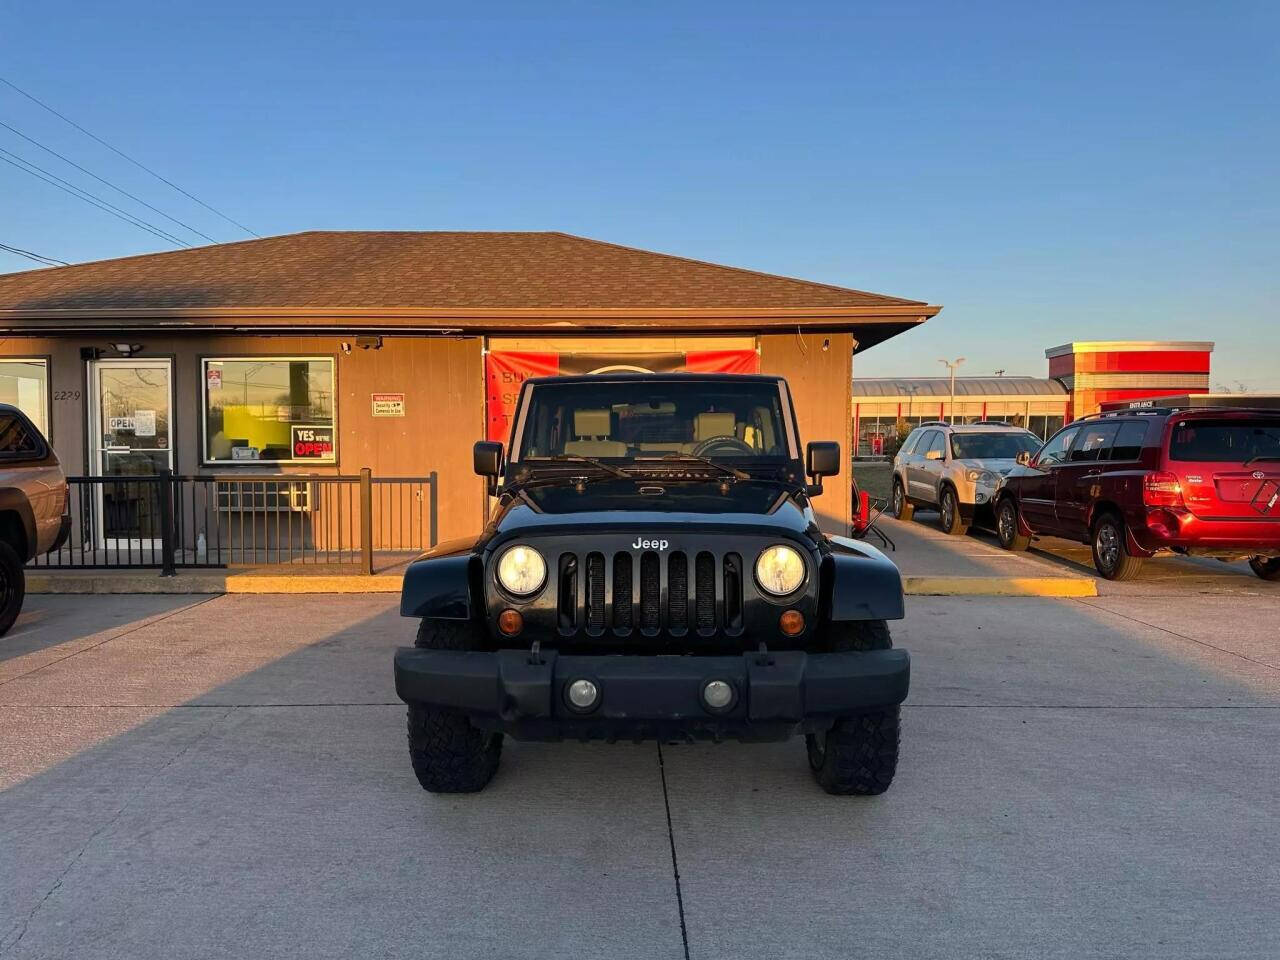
[26,573,403,595]
[902,575,1097,597]
[29,572,1097,598]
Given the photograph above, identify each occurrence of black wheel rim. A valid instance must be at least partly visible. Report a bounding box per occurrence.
[0,564,9,610]
[942,492,954,529]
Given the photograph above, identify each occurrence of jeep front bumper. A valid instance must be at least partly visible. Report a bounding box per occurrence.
[393,647,910,742]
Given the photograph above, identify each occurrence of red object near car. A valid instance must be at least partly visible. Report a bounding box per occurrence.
[993,406,1280,581]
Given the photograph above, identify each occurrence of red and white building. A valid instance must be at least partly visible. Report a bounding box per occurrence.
[1046,340,1214,421]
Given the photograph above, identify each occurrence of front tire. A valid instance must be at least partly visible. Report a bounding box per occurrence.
[1091,512,1144,581]
[996,497,1031,551]
[0,539,27,637]
[891,479,914,521]
[1249,556,1280,581]
[939,486,969,536]
[406,620,502,793]
[806,620,901,796]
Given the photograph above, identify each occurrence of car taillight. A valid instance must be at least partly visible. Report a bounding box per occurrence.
[1143,471,1184,508]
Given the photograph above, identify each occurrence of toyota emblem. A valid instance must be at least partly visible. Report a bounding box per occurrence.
[1254,471,1267,479]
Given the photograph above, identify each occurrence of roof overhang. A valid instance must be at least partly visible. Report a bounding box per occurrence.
[0,304,941,341]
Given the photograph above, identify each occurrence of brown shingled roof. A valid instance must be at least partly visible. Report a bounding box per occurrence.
[0,231,927,312]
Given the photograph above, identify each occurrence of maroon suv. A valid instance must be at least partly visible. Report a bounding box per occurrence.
[993,407,1280,581]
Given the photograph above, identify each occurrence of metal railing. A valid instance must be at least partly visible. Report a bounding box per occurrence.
[31,468,438,575]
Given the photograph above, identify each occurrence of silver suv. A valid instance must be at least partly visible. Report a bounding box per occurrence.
[891,421,1043,535]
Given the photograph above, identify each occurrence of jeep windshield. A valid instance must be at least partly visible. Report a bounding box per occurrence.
[513,379,796,469]
[949,431,1042,460]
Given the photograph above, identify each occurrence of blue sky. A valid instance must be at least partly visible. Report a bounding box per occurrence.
[3,1,1276,388]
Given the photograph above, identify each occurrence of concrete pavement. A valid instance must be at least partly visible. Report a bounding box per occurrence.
[2,593,1279,959]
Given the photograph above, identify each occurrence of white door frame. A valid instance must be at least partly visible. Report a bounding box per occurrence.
[87,357,176,551]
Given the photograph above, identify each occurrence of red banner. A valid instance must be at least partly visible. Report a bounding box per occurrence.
[485,349,759,443]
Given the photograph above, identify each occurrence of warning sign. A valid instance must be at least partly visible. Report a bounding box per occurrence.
[371,393,405,417]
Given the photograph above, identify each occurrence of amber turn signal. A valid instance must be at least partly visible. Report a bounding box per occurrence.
[779,609,805,636]
[498,609,523,635]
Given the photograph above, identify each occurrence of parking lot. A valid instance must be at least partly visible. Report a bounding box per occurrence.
[3,588,1278,960]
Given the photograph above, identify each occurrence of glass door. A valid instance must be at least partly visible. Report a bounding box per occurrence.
[89,359,174,550]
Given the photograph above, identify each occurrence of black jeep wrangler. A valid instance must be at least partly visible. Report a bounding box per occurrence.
[393,374,909,795]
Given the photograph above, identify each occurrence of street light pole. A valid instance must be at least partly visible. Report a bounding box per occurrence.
[939,357,965,423]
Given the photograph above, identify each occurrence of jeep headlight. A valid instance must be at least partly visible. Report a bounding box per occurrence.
[755,544,806,596]
[496,545,546,596]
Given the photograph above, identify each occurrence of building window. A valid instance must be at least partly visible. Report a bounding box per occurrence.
[0,359,50,437]
[203,358,336,464]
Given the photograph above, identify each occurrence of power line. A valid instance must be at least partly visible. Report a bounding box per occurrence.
[0,148,190,247]
[0,241,68,267]
[0,118,219,244]
[0,75,258,238]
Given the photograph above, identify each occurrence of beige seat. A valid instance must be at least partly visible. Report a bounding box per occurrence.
[683,411,737,452]
[564,408,627,457]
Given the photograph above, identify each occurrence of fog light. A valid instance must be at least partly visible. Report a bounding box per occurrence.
[566,679,599,711]
[779,609,805,636]
[702,679,734,711]
[498,609,523,635]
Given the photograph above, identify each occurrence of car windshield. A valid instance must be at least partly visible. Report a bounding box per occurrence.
[949,431,1042,460]
[516,380,793,463]
[1168,418,1280,463]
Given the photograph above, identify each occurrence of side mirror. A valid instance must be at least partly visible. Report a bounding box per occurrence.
[1015,450,1032,466]
[924,450,943,461]
[474,441,503,495]
[805,441,840,497]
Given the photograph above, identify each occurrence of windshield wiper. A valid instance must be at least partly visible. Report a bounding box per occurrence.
[650,453,749,481]
[1244,454,1280,466]
[540,454,632,479]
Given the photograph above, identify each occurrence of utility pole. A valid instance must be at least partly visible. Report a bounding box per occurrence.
[939,357,965,423]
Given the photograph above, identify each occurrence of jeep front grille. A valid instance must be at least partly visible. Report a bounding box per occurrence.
[561,549,742,639]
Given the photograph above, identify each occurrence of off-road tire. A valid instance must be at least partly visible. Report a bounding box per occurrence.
[996,497,1031,552]
[0,539,27,637]
[1091,512,1144,582]
[939,486,969,536]
[806,619,901,796]
[406,619,502,793]
[891,479,914,521]
[1249,556,1280,581]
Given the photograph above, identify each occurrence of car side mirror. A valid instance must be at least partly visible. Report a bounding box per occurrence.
[805,441,840,497]
[1015,450,1032,466]
[924,450,943,461]
[474,441,503,495]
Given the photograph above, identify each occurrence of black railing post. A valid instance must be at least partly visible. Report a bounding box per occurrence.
[428,471,438,548]
[359,467,373,575]
[158,469,177,577]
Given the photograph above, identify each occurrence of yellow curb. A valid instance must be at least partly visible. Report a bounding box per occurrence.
[30,573,1095,598]
[27,573,405,595]
[903,575,1097,597]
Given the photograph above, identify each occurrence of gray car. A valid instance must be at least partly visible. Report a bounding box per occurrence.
[891,421,1043,535]
[0,404,69,634]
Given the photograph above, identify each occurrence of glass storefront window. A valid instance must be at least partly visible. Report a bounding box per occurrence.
[0,359,49,437]
[203,358,336,463]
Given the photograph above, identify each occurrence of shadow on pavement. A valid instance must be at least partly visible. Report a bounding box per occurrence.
[0,595,684,960]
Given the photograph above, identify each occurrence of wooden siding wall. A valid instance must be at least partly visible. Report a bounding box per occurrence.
[0,335,486,544]
[760,332,853,536]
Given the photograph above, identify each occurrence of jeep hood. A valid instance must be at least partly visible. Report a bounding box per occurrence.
[492,479,815,539]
